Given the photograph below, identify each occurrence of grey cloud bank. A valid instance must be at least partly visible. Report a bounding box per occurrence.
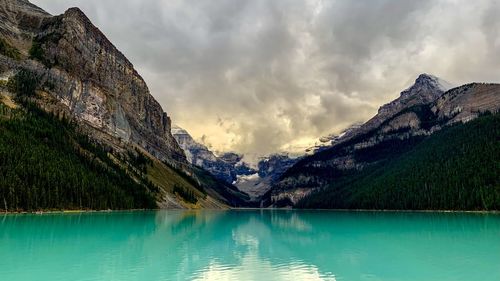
[32,0,500,157]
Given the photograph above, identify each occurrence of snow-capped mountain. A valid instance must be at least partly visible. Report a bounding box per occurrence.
[306,122,363,154]
[234,154,300,200]
[171,126,300,199]
[171,125,256,184]
[257,154,299,182]
[171,126,218,165]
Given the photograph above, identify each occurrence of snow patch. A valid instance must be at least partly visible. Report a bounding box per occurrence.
[234,173,261,185]
[171,125,188,135]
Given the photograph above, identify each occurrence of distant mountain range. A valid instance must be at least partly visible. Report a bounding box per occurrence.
[170,72,500,211]
[171,125,255,184]
[171,125,298,201]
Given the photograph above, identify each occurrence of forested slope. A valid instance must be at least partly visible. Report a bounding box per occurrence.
[0,102,159,211]
[297,113,500,210]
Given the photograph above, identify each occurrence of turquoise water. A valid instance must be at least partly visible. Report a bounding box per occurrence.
[1,210,499,281]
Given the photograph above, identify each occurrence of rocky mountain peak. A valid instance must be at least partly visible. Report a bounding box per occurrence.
[328,74,454,146]
[0,0,255,208]
[270,79,499,207]
[415,73,441,85]
[376,74,453,118]
[170,126,258,184]
[257,154,297,180]
[219,152,244,166]
[171,125,241,183]
[400,73,454,100]
[64,7,87,18]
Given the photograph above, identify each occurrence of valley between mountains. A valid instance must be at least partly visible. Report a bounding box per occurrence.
[1,0,499,212]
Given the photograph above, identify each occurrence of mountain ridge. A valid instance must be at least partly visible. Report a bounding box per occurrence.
[171,124,248,184]
[171,124,299,201]
[268,75,500,207]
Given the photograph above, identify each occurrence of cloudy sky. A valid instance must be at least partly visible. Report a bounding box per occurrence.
[32,0,500,157]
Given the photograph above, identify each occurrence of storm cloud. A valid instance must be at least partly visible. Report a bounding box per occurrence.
[32,0,500,157]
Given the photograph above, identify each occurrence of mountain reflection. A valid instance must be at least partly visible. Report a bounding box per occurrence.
[1,210,499,281]
[151,210,336,280]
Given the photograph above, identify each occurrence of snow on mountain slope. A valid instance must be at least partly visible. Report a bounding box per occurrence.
[172,125,261,187]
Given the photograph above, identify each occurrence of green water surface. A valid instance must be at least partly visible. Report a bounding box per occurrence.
[0,210,499,281]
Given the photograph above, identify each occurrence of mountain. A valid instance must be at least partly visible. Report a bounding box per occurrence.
[257,154,299,182]
[297,113,500,210]
[171,125,298,201]
[305,74,453,154]
[235,154,299,201]
[268,74,500,208]
[1,1,185,164]
[305,122,363,154]
[171,125,256,184]
[0,0,249,210]
[336,74,454,147]
[219,152,257,176]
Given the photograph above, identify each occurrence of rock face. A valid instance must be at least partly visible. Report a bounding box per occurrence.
[257,154,298,182]
[218,152,255,176]
[171,125,241,183]
[270,74,500,206]
[0,0,186,165]
[306,75,452,154]
[235,154,299,201]
[339,74,453,145]
[0,0,49,53]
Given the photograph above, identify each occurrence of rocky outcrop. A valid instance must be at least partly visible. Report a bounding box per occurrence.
[304,74,450,155]
[235,154,299,201]
[270,74,500,206]
[306,122,362,154]
[0,1,186,166]
[433,83,500,123]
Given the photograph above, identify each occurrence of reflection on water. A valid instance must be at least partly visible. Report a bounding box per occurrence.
[1,210,500,281]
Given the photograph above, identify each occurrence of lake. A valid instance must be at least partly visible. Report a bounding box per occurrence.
[1,210,499,281]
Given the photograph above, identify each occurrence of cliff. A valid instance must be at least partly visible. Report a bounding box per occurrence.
[0,0,249,209]
[1,1,185,165]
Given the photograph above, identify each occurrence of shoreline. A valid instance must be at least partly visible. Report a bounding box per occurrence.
[233,207,500,214]
[1,207,499,215]
[0,208,156,215]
